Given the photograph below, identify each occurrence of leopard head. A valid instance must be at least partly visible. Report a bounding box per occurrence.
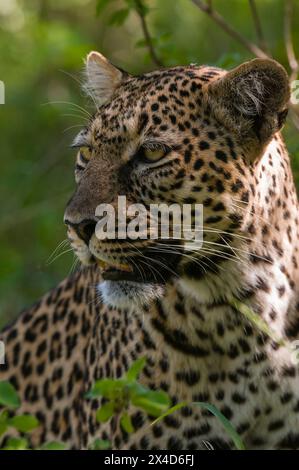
[64,51,289,308]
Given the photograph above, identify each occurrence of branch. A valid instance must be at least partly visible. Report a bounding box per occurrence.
[191,0,268,58]
[134,0,164,67]
[284,0,299,82]
[191,0,299,134]
[248,0,269,54]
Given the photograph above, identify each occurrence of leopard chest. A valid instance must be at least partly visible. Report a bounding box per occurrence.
[84,300,274,449]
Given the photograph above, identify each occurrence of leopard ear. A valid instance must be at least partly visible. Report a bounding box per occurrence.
[207,58,290,149]
[84,51,127,106]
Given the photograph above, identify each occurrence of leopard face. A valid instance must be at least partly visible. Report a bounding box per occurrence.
[64,52,289,308]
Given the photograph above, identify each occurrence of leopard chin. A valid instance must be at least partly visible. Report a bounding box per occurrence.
[97,280,165,309]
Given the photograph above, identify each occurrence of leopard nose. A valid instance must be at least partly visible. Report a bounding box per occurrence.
[65,219,97,245]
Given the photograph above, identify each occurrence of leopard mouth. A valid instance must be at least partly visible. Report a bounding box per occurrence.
[94,244,182,284]
[96,259,136,282]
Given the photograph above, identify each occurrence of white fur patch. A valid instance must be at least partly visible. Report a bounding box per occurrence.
[97,280,165,309]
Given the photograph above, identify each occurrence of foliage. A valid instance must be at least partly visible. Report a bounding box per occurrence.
[152,401,245,450]
[0,380,66,450]
[88,357,171,434]
[96,0,150,23]
[0,360,244,450]
[88,357,245,449]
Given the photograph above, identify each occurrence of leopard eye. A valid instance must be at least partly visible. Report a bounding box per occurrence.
[143,148,166,162]
[74,147,92,182]
[76,147,92,169]
[79,147,92,160]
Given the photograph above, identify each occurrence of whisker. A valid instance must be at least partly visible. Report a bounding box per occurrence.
[63,124,89,134]
[46,239,69,265]
[61,113,89,122]
[41,100,92,118]
[230,200,272,226]
[126,241,147,283]
[46,247,73,265]
[148,246,216,274]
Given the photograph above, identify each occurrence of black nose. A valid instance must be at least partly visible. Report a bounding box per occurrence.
[65,219,97,245]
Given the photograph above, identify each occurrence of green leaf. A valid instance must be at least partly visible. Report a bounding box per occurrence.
[193,402,245,450]
[89,438,111,450]
[120,412,134,433]
[0,422,7,437]
[87,378,126,399]
[96,402,115,423]
[2,437,29,450]
[126,357,146,382]
[229,297,286,347]
[9,414,39,432]
[151,402,187,426]
[0,409,8,423]
[151,401,245,450]
[135,38,147,49]
[129,0,150,16]
[109,9,130,26]
[39,441,67,450]
[131,390,170,417]
[96,0,114,16]
[0,381,20,409]
[126,381,148,396]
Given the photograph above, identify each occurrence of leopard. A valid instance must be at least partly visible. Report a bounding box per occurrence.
[1,51,299,450]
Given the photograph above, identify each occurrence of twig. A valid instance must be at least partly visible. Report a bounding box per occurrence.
[190,0,299,132]
[284,0,299,82]
[191,0,268,59]
[248,0,269,55]
[134,0,164,67]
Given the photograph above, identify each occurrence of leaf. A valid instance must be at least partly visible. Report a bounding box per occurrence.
[151,402,187,426]
[135,38,147,49]
[193,402,245,450]
[39,441,67,450]
[9,414,39,432]
[87,378,126,399]
[0,409,8,423]
[126,381,148,396]
[229,297,286,346]
[109,9,130,26]
[120,412,134,433]
[0,422,7,437]
[151,401,245,450]
[0,381,20,409]
[96,0,114,16]
[126,357,146,382]
[128,0,150,16]
[131,390,170,417]
[96,402,115,423]
[2,437,29,450]
[89,438,111,450]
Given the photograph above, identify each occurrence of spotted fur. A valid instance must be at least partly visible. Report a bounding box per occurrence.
[1,53,299,450]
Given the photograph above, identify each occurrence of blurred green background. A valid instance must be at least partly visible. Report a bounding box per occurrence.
[0,0,298,326]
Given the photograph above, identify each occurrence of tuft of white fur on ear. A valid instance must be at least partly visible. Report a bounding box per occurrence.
[232,72,266,117]
[84,51,124,106]
[223,59,289,118]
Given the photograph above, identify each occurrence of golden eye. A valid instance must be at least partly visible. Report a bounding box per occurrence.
[143,147,166,162]
[79,146,91,156]
[78,147,92,164]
